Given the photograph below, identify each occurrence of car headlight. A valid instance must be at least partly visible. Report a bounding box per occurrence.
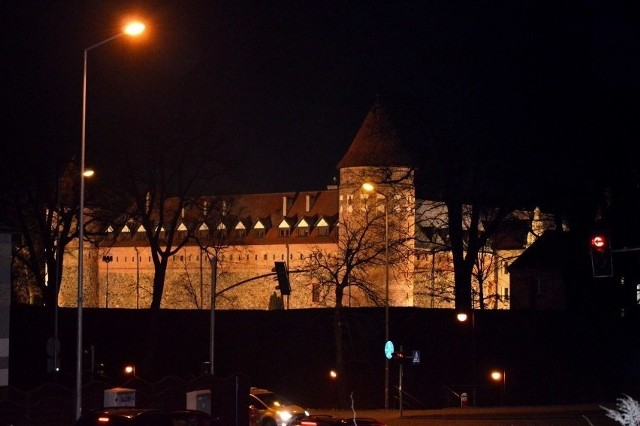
[277,410,292,422]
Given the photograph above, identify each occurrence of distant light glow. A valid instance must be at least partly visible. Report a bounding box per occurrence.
[456,312,468,322]
[362,182,375,193]
[491,371,502,381]
[124,21,145,36]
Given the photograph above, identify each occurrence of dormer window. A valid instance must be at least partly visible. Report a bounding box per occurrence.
[134,224,146,241]
[317,226,329,236]
[215,222,227,238]
[279,228,290,237]
[298,226,309,237]
[176,222,188,240]
[255,229,265,238]
[198,223,209,239]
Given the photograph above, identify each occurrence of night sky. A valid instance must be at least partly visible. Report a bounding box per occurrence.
[2,1,639,199]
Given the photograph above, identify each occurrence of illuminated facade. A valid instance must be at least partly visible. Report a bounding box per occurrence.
[58,103,553,310]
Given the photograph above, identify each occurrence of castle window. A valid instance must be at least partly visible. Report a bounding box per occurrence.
[263,254,268,260]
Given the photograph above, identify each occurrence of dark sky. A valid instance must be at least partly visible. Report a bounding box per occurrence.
[2,1,639,197]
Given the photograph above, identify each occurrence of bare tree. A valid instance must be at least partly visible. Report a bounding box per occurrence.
[302,183,413,407]
[415,199,518,311]
[2,160,90,309]
[94,65,240,310]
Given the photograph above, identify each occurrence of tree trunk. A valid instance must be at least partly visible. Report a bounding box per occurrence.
[150,260,168,310]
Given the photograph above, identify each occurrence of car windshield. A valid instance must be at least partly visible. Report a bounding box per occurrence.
[257,392,292,407]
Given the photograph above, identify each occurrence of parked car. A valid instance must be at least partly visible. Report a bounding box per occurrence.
[249,387,310,426]
[293,414,386,426]
[75,407,214,426]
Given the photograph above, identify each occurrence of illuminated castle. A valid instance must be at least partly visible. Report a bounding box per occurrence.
[59,103,552,310]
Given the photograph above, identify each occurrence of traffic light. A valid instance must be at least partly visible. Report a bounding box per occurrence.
[273,261,291,295]
[590,232,613,277]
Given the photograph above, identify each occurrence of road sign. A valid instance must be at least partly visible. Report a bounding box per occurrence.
[384,341,394,360]
[412,350,420,364]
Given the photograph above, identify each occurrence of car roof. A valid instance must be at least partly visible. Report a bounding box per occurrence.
[250,387,272,394]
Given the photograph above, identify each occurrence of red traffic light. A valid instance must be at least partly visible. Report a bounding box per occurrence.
[590,234,607,250]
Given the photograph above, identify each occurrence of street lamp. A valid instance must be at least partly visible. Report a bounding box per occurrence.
[490,369,506,405]
[102,255,113,308]
[361,182,390,409]
[76,20,145,420]
[457,310,476,406]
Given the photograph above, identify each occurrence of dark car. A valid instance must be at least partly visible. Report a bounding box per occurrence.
[293,414,386,426]
[75,407,214,426]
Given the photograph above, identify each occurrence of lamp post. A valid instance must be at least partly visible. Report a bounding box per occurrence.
[362,182,390,409]
[76,21,145,420]
[210,255,217,376]
[457,310,476,406]
[490,369,506,405]
[102,255,113,308]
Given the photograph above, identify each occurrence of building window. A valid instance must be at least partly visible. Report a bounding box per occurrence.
[503,287,509,301]
[298,227,309,237]
[317,226,329,236]
[312,283,320,303]
[263,254,268,260]
[255,229,265,238]
[279,228,290,237]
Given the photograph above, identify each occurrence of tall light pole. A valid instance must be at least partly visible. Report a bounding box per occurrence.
[456,310,476,406]
[491,369,506,405]
[102,255,113,308]
[76,20,145,420]
[362,182,390,409]
[210,254,217,376]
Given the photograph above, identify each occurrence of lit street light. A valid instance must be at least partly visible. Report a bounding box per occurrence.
[76,20,145,421]
[491,369,506,405]
[362,182,390,409]
[457,310,476,406]
[102,255,113,308]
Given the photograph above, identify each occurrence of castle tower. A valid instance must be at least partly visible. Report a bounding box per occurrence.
[337,101,415,306]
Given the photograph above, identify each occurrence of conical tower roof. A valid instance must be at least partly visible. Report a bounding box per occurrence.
[337,102,412,169]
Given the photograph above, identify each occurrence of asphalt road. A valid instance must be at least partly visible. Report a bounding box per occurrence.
[311,404,618,426]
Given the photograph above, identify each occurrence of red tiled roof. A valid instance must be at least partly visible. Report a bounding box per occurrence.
[337,102,412,169]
